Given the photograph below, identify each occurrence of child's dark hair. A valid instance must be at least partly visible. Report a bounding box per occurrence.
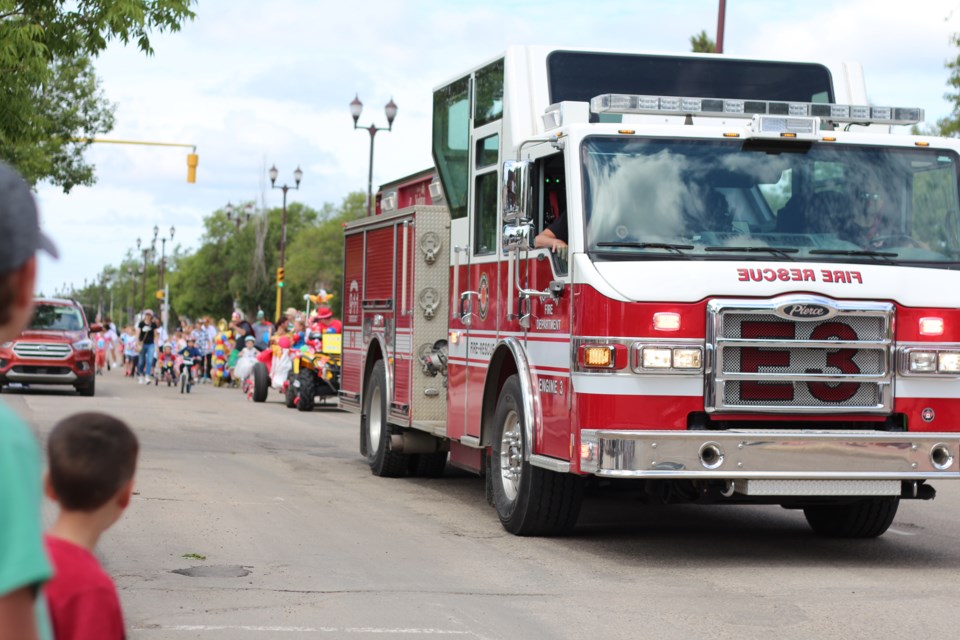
[47,412,139,511]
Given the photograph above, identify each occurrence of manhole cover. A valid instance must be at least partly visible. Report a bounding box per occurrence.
[172,565,251,578]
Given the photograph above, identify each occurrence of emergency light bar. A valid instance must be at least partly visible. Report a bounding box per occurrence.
[590,93,924,126]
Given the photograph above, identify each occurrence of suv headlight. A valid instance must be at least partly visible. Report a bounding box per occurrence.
[0,341,12,349]
[72,339,93,351]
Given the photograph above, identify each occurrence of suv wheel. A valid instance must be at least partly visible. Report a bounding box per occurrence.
[75,378,95,397]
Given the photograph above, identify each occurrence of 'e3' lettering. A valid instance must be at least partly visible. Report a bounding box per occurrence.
[739,321,860,403]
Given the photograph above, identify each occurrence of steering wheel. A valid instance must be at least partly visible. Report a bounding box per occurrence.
[870,234,921,248]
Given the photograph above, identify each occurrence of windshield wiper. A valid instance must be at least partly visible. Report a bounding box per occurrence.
[809,249,898,263]
[595,242,694,256]
[704,246,799,260]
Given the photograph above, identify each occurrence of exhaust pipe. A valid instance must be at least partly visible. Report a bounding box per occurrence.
[390,431,447,454]
[699,442,725,470]
[930,443,954,471]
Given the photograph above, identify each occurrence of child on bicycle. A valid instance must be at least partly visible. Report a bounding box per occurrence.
[178,337,203,387]
[156,344,176,386]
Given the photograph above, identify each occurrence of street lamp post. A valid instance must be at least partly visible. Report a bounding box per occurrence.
[350,94,398,217]
[137,235,155,313]
[269,165,302,318]
[156,225,175,291]
[127,267,135,325]
[225,202,253,230]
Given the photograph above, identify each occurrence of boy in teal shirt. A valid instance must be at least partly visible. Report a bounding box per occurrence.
[0,160,59,640]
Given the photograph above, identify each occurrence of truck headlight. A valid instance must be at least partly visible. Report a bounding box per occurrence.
[641,347,672,368]
[909,351,937,373]
[0,341,12,349]
[72,339,93,352]
[672,348,702,369]
[939,352,960,373]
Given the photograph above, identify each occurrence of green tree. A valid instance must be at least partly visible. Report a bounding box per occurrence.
[690,30,716,53]
[285,192,366,318]
[940,32,960,137]
[0,0,196,189]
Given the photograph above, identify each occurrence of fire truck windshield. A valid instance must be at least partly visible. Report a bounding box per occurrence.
[581,136,960,268]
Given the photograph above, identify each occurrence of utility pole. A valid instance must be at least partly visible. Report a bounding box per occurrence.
[716,0,726,54]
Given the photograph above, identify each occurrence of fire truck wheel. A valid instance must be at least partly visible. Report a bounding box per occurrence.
[297,372,316,412]
[490,375,583,536]
[284,373,298,408]
[363,360,407,477]
[802,497,899,538]
[252,362,269,403]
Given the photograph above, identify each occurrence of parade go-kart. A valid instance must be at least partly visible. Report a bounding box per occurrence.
[286,332,341,411]
[251,338,295,403]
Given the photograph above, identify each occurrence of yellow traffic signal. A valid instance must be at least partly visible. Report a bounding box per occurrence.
[277,267,285,287]
[187,153,199,183]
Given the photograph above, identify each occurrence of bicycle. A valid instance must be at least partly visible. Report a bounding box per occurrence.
[179,356,197,394]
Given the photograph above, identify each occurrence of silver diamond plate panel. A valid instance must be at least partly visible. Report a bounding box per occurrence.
[409,206,451,423]
[735,479,901,496]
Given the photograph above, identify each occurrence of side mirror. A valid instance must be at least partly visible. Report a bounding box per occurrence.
[502,222,534,253]
[502,160,533,223]
[88,323,103,333]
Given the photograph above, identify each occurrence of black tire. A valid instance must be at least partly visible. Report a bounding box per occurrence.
[297,372,316,412]
[75,378,95,397]
[284,373,298,408]
[252,362,269,403]
[408,451,448,478]
[803,497,900,538]
[490,375,582,536]
[362,360,406,477]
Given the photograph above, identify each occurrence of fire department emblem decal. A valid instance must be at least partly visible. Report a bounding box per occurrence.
[478,273,490,321]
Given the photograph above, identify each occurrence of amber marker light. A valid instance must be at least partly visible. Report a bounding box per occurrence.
[915,141,931,147]
[723,132,740,138]
[822,136,837,142]
[579,344,627,370]
[582,345,614,368]
[618,129,636,135]
[919,317,944,336]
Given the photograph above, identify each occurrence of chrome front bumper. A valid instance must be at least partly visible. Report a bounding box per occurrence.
[580,430,960,479]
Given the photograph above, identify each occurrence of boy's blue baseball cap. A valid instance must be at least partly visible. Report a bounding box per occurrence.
[0,161,58,272]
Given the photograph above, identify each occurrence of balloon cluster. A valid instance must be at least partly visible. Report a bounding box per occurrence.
[212,325,229,381]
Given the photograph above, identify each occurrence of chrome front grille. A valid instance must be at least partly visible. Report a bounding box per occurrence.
[13,342,71,360]
[706,296,894,414]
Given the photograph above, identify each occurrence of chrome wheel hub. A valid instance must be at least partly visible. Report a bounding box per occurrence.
[369,386,382,453]
[499,410,523,501]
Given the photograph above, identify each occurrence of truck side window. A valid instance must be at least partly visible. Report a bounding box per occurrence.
[432,76,470,220]
[474,172,498,255]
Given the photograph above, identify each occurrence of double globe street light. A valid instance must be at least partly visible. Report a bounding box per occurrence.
[269,164,303,317]
[350,94,398,216]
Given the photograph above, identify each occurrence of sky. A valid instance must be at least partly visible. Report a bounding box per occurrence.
[33,0,960,299]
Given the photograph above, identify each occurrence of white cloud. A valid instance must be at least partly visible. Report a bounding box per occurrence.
[33,0,960,297]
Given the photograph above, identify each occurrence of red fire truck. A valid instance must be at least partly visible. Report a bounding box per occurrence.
[342,46,960,537]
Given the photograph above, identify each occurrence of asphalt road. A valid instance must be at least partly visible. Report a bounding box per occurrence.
[6,371,960,640]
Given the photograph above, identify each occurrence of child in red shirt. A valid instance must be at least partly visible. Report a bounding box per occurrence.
[42,412,139,640]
